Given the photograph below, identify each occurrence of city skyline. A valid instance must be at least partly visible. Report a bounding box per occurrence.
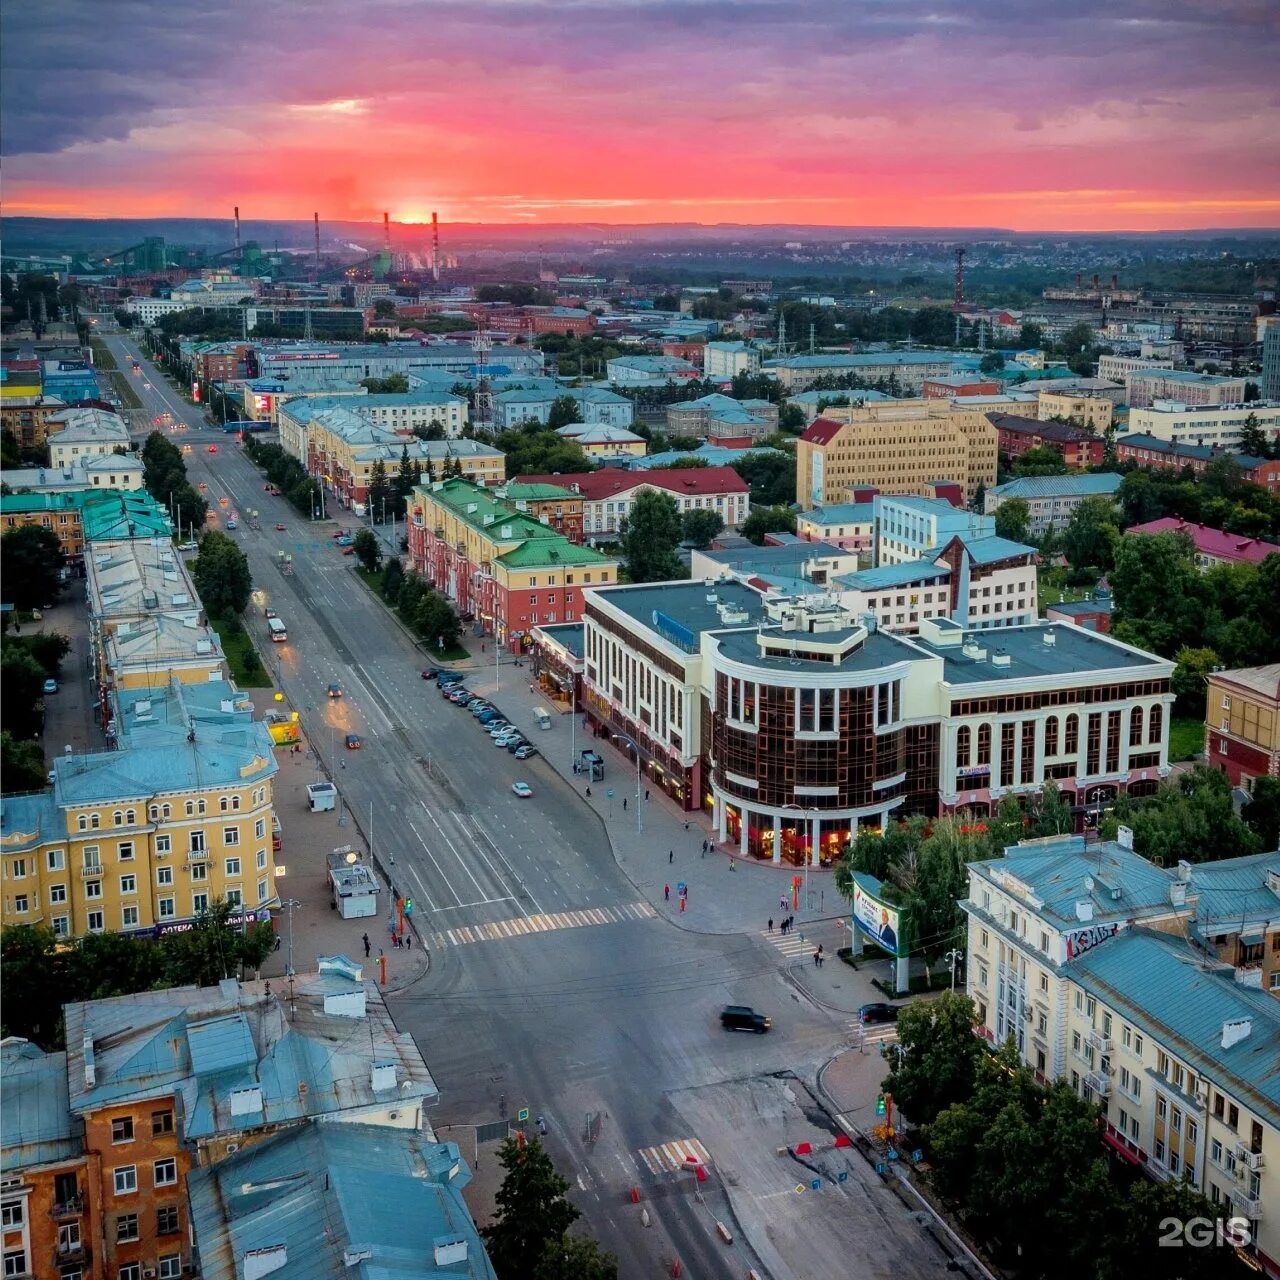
[2,0,1278,230]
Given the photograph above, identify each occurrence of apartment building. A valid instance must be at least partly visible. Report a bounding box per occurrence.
[518,466,751,539]
[498,480,586,542]
[406,477,618,649]
[703,341,761,379]
[556,422,648,459]
[984,473,1123,535]
[45,408,130,468]
[797,402,999,506]
[1126,399,1280,451]
[605,355,700,384]
[763,351,953,392]
[253,341,542,386]
[795,501,877,554]
[962,836,1279,1275]
[0,489,170,569]
[1036,390,1114,433]
[1125,369,1249,410]
[921,375,1000,399]
[123,295,195,325]
[0,393,68,447]
[872,494,993,566]
[1115,434,1280,493]
[493,385,634,431]
[1205,664,1280,789]
[571,581,1172,836]
[666,393,778,440]
[990,412,1105,470]
[1096,354,1175,382]
[1264,325,1280,401]
[1126,518,1277,570]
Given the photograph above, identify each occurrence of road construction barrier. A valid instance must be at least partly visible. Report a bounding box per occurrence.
[630,1186,641,1204]
[716,1221,733,1244]
[640,1208,651,1228]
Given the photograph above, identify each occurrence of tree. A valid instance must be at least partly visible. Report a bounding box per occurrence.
[740,505,796,545]
[681,508,724,549]
[778,402,806,432]
[372,298,397,319]
[367,460,392,522]
[360,373,409,394]
[1109,531,1204,657]
[1,731,47,792]
[621,490,683,582]
[415,591,461,652]
[481,1137,580,1279]
[191,531,252,617]
[1242,776,1280,849]
[1171,645,1219,716]
[546,395,583,430]
[883,992,984,1127]
[1012,444,1069,477]
[353,528,381,572]
[532,1234,618,1280]
[1,647,48,738]
[381,557,404,603]
[502,430,593,478]
[1238,412,1269,458]
[992,497,1030,544]
[978,351,1003,375]
[1,525,66,609]
[1017,322,1044,350]
[1060,495,1119,571]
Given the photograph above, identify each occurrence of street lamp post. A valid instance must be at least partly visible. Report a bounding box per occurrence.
[281,898,301,978]
[613,733,643,834]
[780,801,819,914]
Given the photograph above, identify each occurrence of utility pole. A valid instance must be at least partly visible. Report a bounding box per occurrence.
[945,948,962,992]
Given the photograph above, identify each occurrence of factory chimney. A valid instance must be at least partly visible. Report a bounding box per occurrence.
[234,206,242,257]
[383,211,391,256]
[314,213,321,270]
[432,212,441,283]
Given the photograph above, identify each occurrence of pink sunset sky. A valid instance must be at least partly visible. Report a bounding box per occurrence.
[2,0,1278,230]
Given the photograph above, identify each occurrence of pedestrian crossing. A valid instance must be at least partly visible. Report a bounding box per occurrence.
[638,1137,713,1176]
[850,1021,899,1046]
[761,928,818,960]
[430,901,657,948]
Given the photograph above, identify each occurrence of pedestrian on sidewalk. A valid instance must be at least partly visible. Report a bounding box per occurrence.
[664,883,670,901]
[622,797,627,811]
[586,786,592,798]
[702,839,708,854]
[645,788,650,801]
[768,918,773,932]
[668,850,674,864]
[405,933,412,950]
[729,858,737,872]
[813,951,820,967]
[780,894,788,912]
[362,933,370,957]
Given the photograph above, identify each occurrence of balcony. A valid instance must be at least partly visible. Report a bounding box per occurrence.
[79,864,103,879]
[185,849,211,864]
[50,1195,85,1220]
[1230,1186,1263,1219]
[1084,1071,1112,1097]
[1233,1143,1265,1173]
[1086,1029,1112,1053]
[53,1243,90,1266]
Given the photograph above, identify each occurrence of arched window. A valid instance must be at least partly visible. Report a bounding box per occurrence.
[1045,716,1059,757]
[185,801,195,817]
[977,723,992,766]
[126,809,136,825]
[149,805,159,821]
[113,811,124,827]
[162,804,172,819]
[957,726,971,766]
[197,799,207,815]
[77,815,88,832]
[1149,704,1163,745]
[1129,706,1144,747]
[1065,714,1079,755]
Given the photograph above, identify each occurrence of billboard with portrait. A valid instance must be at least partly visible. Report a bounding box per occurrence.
[852,877,909,958]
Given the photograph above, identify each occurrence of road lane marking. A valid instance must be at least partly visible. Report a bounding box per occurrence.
[637,1138,712,1176]
[850,1022,899,1045]
[434,901,656,948]
[405,816,465,909]
[418,804,492,903]
[761,929,817,959]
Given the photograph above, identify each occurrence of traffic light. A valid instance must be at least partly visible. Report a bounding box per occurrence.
[404,899,413,916]
[875,1093,886,1117]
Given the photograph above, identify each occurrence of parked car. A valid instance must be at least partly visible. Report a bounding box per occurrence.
[342,547,354,556]
[206,445,218,453]
[345,734,362,749]
[511,782,534,798]
[513,745,538,759]
[335,535,353,547]
[42,678,58,695]
[225,520,238,530]
[420,668,439,681]
[275,523,287,531]
[720,1005,771,1034]
[858,1003,900,1025]
[504,738,529,752]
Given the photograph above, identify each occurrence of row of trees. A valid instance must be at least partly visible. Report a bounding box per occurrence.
[378,560,463,652]
[142,430,208,533]
[242,438,322,517]
[887,995,1226,1280]
[1,905,276,1051]
[1117,456,1280,541]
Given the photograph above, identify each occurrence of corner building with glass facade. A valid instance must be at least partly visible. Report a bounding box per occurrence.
[576,580,1174,866]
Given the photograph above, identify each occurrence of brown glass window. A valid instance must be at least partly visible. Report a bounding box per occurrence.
[1149,704,1163,745]
[1020,721,1036,785]
[1045,715,1058,756]
[977,723,992,765]
[1129,706,1144,747]
[956,725,971,766]
[1065,714,1079,755]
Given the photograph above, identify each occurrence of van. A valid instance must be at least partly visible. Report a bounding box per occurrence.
[720,1005,771,1034]
[534,709,552,731]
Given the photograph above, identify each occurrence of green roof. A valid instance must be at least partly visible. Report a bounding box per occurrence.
[497,540,612,568]
[81,490,172,541]
[502,481,578,501]
[0,491,83,514]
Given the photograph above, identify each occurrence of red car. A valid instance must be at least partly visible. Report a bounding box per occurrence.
[342,546,355,556]
[206,445,218,454]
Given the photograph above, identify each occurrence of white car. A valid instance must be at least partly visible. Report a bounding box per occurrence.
[511,782,533,799]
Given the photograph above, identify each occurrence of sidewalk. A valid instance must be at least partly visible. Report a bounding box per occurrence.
[251,693,427,993]
[443,652,847,939]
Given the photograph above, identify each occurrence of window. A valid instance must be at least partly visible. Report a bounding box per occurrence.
[157,866,173,886]
[257,849,267,870]
[158,1256,182,1280]
[87,910,104,932]
[189,831,205,854]
[85,878,102,900]
[156,834,171,854]
[4,1251,29,1279]
[82,847,101,870]
[119,874,136,896]
[121,906,139,928]
[190,862,207,882]
[152,1109,174,1136]
[0,1203,22,1228]
[52,916,70,938]
[255,818,266,839]
[223,827,239,846]
[50,883,68,904]
[1228,1103,1239,1130]
[118,841,134,861]
[112,1116,134,1143]
[225,857,241,877]
[116,1212,139,1242]
[47,848,66,871]
[113,1165,138,1194]
[226,888,243,907]
[119,1266,142,1280]
[158,897,175,920]
[193,893,208,914]
[153,1158,178,1187]
[12,895,28,914]
[1133,1033,1143,1057]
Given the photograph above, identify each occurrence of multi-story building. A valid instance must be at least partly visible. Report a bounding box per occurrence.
[406,477,618,649]
[1115,434,1280,492]
[572,581,1172,839]
[1096,354,1176,383]
[253,341,543,386]
[1125,399,1280,451]
[43,360,100,407]
[498,480,585,543]
[0,676,277,938]
[872,494,993,565]
[606,355,700,384]
[0,393,67,447]
[123,295,194,325]
[795,501,877,554]
[493,385,635,431]
[279,388,468,437]
[1205,664,1280,788]
[1,454,145,496]
[1009,375,1126,406]
[1264,325,1280,401]
[192,342,255,384]
[1,358,45,404]
[555,422,648,459]
[690,538,862,596]
[1126,518,1278,570]
[921,375,1000,399]
[1125,369,1249,410]
[239,377,367,422]
[1036,390,1114,433]
[0,488,169,568]
[796,402,999,505]
[518,466,752,540]
[45,408,130,468]
[989,412,1105,469]
[762,350,954,392]
[961,836,1279,1275]
[703,341,761,380]
[983,472,1123,535]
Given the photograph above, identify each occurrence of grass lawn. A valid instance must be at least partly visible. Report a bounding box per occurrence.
[211,616,272,688]
[353,565,470,662]
[1037,564,1095,613]
[1169,717,1205,763]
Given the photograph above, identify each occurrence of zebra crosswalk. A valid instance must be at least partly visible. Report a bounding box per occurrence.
[637,1137,713,1176]
[761,928,818,960]
[430,901,657,948]
[851,1021,899,1046]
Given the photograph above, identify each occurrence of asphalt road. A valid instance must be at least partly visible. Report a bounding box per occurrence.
[109,336,948,1280]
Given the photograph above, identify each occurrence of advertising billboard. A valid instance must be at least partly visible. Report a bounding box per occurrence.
[852,878,909,958]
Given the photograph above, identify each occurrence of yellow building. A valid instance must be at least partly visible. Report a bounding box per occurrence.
[1206,664,1280,793]
[796,400,998,505]
[1038,390,1113,432]
[1,680,278,938]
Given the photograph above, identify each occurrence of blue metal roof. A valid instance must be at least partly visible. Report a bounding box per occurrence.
[187,1014,257,1076]
[799,503,877,526]
[1071,929,1280,1125]
[187,1123,496,1280]
[837,561,950,590]
[960,534,1037,564]
[0,1040,82,1171]
[988,473,1123,501]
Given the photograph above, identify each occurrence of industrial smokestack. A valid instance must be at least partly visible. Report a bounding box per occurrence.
[314,212,321,268]
[234,206,242,255]
[1111,274,1119,291]
[1092,273,1100,290]
[432,211,441,283]
[383,211,391,255]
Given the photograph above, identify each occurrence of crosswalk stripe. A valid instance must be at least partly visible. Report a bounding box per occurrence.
[436,903,656,947]
[637,1137,713,1175]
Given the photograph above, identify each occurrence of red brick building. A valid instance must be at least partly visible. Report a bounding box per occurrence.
[662,341,706,365]
[921,376,1000,399]
[1115,433,1280,493]
[988,412,1104,470]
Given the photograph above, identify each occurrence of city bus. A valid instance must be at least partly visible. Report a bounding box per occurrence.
[267,617,288,643]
